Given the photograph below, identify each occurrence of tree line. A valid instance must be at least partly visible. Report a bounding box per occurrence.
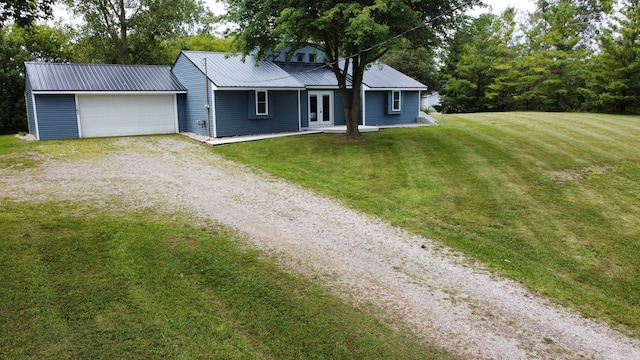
[1,0,637,135]
[0,0,230,134]
[438,0,640,114]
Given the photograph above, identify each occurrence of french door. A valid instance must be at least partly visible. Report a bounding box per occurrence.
[308,91,333,127]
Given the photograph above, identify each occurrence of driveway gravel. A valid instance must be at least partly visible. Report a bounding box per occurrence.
[2,136,639,359]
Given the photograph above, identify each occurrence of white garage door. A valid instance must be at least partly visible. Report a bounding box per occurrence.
[78,94,176,138]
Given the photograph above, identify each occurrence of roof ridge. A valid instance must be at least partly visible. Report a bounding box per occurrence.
[25,62,170,68]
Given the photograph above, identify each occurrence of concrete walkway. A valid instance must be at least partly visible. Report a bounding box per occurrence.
[181,123,432,146]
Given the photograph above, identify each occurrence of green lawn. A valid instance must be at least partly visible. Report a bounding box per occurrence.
[212,112,640,336]
[0,135,455,359]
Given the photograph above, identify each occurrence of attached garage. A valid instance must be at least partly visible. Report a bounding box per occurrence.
[25,62,186,140]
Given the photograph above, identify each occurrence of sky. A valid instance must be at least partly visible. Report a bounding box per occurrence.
[478,0,536,14]
[203,0,537,16]
[52,0,538,28]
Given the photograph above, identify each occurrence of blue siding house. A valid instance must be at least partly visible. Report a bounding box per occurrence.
[172,51,304,138]
[172,48,427,138]
[25,47,427,140]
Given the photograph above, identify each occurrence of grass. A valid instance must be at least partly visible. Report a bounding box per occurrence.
[0,197,455,359]
[212,112,640,336]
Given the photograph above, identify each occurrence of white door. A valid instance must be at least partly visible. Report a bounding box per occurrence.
[308,91,333,127]
[78,94,176,138]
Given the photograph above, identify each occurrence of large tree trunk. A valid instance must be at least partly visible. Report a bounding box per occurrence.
[336,57,363,139]
[118,0,128,63]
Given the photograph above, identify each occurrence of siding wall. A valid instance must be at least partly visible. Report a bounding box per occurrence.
[215,90,299,137]
[24,74,37,138]
[364,91,419,126]
[35,94,79,140]
[171,54,211,136]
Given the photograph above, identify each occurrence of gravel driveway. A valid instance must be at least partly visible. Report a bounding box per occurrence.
[2,136,639,359]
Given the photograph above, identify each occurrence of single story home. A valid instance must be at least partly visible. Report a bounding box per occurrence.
[25,47,427,140]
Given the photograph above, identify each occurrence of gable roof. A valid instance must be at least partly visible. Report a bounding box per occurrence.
[362,63,427,90]
[25,62,186,92]
[178,51,304,89]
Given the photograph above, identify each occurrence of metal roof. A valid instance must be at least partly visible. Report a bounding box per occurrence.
[362,62,427,89]
[179,51,304,89]
[274,62,348,87]
[25,62,186,92]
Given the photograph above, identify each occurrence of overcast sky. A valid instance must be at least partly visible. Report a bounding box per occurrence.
[204,0,537,16]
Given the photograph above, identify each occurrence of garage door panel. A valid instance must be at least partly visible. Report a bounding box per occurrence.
[78,95,176,138]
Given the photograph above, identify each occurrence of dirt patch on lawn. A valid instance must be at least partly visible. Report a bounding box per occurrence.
[549,166,616,182]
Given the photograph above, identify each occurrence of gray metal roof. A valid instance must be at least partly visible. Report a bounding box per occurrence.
[362,62,427,89]
[274,62,348,87]
[25,62,186,92]
[179,51,304,89]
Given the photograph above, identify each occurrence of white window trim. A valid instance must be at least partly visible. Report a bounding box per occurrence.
[256,90,268,115]
[392,90,401,111]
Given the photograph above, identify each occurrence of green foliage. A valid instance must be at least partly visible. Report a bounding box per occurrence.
[64,0,214,64]
[583,0,640,113]
[440,10,518,113]
[438,1,640,114]
[212,112,640,335]
[382,44,440,92]
[0,25,72,134]
[0,0,54,27]
[0,199,455,359]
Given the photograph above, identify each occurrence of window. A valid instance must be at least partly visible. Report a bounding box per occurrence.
[256,90,268,115]
[296,53,305,62]
[309,53,316,63]
[392,90,401,111]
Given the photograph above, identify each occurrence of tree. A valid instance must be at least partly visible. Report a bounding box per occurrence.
[0,0,54,27]
[63,0,211,64]
[381,44,439,92]
[0,25,72,134]
[439,9,518,113]
[583,0,640,113]
[225,0,477,138]
[518,1,590,111]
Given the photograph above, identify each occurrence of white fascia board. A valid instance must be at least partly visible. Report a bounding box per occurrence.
[364,87,426,91]
[305,86,341,90]
[32,91,187,95]
[216,87,305,91]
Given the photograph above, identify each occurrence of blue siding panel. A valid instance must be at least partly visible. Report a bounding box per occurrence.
[35,94,79,140]
[24,73,37,138]
[300,90,308,128]
[171,53,211,136]
[333,90,347,125]
[215,90,299,137]
[365,91,419,126]
[177,94,187,131]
